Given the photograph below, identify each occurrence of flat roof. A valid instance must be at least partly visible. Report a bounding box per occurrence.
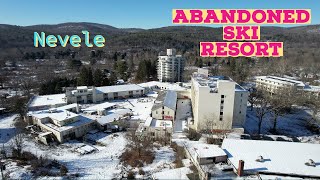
[31,109,78,122]
[185,141,226,159]
[222,139,320,178]
[256,76,306,87]
[96,108,131,125]
[83,102,116,112]
[43,115,93,132]
[96,84,144,94]
[138,81,188,91]
[29,94,66,108]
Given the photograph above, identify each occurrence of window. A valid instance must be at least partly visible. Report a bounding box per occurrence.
[239,111,242,114]
[168,111,170,115]
[241,93,243,97]
[220,112,223,115]
[156,111,158,114]
[221,95,225,98]
[219,117,223,121]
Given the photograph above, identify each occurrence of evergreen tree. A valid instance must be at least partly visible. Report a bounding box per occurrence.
[93,69,103,87]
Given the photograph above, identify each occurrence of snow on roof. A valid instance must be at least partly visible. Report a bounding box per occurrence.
[96,108,131,126]
[55,103,78,111]
[29,94,66,108]
[152,167,191,179]
[96,84,144,94]
[145,118,173,128]
[222,139,320,178]
[83,102,116,112]
[43,115,93,132]
[185,141,226,159]
[256,76,306,87]
[31,109,79,122]
[0,108,5,111]
[138,81,188,91]
[77,86,88,90]
[152,90,177,111]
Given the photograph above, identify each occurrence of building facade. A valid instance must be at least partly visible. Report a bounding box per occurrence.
[151,90,177,121]
[157,49,185,83]
[28,109,95,143]
[65,84,145,104]
[190,69,248,131]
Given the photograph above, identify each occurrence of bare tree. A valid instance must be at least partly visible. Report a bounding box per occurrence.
[126,130,153,158]
[248,87,258,111]
[253,90,270,134]
[267,88,296,133]
[10,133,25,158]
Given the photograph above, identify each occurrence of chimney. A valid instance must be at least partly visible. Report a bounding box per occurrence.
[237,160,244,177]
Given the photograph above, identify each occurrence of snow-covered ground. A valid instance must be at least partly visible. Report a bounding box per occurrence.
[0,114,18,143]
[174,99,191,133]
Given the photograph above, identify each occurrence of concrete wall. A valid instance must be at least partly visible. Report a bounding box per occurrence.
[191,78,248,131]
[151,106,175,120]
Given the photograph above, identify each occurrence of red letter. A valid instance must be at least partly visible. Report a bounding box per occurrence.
[216,42,228,56]
[252,10,267,23]
[267,10,282,23]
[296,9,310,23]
[173,10,189,23]
[204,10,220,23]
[235,26,251,40]
[240,43,255,56]
[256,42,269,56]
[223,26,235,40]
[269,42,283,56]
[221,10,236,23]
[229,43,240,57]
[190,10,203,23]
[283,10,295,23]
[237,10,251,23]
[200,42,214,57]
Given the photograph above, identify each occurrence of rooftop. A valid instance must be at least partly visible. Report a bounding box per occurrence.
[152,90,177,111]
[192,74,246,92]
[30,109,78,122]
[96,84,144,94]
[29,94,66,108]
[144,118,173,128]
[43,115,93,132]
[222,139,320,178]
[82,102,116,112]
[256,76,306,87]
[184,141,226,159]
[96,108,132,125]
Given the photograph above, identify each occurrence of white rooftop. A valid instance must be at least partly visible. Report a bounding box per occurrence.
[256,76,306,87]
[144,118,173,128]
[31,109,78,122]
[96,108,132,125]
[43,115,93,132]
[222,139,320,178]
[83,102,116,112]
[185,141,226,159]
[96,84,144,94]
[29,94,66,108]
[138,81,188,91]
[152,167,191,180]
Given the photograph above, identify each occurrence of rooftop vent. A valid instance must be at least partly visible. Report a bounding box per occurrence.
[305,159,316,167]
[256,155,264,162]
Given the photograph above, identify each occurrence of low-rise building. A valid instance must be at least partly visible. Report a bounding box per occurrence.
[151,90,177,121]
[65,84,145,104]
[190,69,248,131]
[255,76,320,97]
[222,139,320,178]
[27,108,95,143]
[28,94,67,111]
[138,117,173,139]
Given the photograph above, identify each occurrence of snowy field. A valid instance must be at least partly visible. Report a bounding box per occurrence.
[0,114,18,144]
[244,106,320,143]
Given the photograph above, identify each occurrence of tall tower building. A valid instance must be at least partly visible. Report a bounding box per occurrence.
[157,49,185,83]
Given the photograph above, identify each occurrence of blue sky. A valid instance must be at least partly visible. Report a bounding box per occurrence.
[0,0,319,28]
